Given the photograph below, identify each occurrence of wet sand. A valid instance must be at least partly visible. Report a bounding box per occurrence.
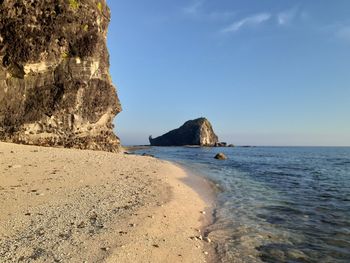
[0,142,215,262]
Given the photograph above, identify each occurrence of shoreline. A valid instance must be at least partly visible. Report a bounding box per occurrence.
[0,142,217,262]
[159,160,220,263]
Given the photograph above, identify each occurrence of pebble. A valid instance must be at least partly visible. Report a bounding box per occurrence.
[287,249,307,259]
[77,221,86,228]
[90,212,98,221]
[204,237,211,243]
[37,229,45,236]
[200,211,206,215]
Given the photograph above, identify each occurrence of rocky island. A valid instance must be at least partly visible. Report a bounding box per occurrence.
[0,0,121,152]
[149,117,219,146]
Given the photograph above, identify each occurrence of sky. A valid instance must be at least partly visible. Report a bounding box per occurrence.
[106,0,350,146]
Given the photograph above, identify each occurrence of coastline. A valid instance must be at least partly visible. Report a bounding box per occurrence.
[172,162,220,263]
[0,142,216,262]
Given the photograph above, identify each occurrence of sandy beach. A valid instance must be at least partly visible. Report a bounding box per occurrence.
[0,142,215,262]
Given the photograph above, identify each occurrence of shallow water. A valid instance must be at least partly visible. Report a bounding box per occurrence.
[136,147,350,263]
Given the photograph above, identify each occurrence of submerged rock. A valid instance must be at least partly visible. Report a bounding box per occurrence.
[214,153,227,160]
[149,118,219,146]
[0,0,121,152]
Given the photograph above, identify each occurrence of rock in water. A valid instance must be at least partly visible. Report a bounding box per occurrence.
[214,153,227,160]
[149,118,219,146]
[0,0,121,152]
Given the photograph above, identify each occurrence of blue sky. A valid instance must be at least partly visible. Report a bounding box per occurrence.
[106,0,350,146]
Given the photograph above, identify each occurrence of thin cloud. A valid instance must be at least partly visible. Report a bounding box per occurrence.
[323,22,350,43]
[208,11,236,21]
[183,1,235,21]
[336,25,350,42]
[300,11,310,21]
[277,7,298,25]
[183,0,203,15]
[222,13,271,33]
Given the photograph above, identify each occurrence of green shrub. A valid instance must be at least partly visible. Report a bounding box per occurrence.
[69,0,79,10]
[97,2,102,12]
[83,24,89,32]
[62,51,69,59]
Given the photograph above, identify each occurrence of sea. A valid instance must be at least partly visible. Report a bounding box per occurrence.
[135,146,350,263]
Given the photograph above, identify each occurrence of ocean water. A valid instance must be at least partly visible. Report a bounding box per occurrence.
[136,147,350,263]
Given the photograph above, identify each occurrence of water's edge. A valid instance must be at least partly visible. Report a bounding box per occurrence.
[133,146,350,263]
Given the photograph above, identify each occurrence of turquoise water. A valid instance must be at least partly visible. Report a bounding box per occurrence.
[136,147,350,263]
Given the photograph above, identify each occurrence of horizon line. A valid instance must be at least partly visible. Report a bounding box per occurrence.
[123,144,350,148]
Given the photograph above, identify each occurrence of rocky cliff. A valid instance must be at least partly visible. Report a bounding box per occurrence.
[0,0,121,152]
[149,118,219,146]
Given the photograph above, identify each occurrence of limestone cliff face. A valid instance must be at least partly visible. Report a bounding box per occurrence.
[0,0,121,152]
[149,118,219,146]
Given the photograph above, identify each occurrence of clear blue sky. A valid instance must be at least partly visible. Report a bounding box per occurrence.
[106,0,350,146]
